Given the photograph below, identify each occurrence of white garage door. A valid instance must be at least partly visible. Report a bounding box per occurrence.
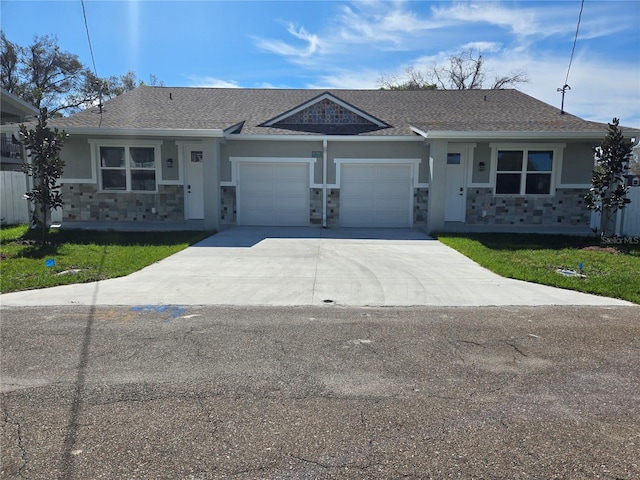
[238,162,309,226]
[340,163,413,227]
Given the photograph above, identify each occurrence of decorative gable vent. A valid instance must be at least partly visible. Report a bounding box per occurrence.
[281,98,375,126]
[262,92,389,135]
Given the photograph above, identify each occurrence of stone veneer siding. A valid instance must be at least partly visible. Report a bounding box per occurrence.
[61,183,184,222]
[221,186,236,224]
[327,189,340,226]
[310,188,340,226]
[310,189,323,225]
[465,187,590,225]
[414,188,428,224]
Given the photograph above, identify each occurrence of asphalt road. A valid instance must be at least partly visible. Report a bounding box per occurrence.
[1,305,639,479]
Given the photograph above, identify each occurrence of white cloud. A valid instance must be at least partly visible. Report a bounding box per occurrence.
[253,0,442,63]
[335,1,438,47]
[430,2,554,39]
[254,23,321,62]
[186,76,241,88]
[459,42,502,53]
[306,68,382,90]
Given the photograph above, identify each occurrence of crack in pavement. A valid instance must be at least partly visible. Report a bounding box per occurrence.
[2,403,27,478]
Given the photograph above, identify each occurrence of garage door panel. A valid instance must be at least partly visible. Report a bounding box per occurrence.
[273,164,306,177]
[239,162,309,226]
[243,180,275,195]
[273,196,306,210]
[340,163,412,228]
[342,197,375,209]
[242,194,273,209]
[379,167,409,180]
[377,181,408,195]
[274,180,308,195]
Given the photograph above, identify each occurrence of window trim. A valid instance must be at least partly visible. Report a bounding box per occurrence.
[489,143,565,197]
[89,139,163,193]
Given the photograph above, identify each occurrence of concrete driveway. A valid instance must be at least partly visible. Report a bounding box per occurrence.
[0,226,633,307]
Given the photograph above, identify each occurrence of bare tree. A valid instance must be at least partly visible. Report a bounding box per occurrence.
[378,66,436,91]
[379,49,528,91]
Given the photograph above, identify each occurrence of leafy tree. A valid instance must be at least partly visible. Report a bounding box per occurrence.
[19,108,67,244]
[105,70,164,97]
[0,33,96,114]
[379,49,528,91]
[584,118,633,238]
[1,32,163,114]
[0,32,21,93]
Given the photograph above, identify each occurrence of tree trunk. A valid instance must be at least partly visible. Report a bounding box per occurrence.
[600,207,616,239]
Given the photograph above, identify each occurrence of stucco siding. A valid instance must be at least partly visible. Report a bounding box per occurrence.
[161,142,179,182]
[326,141,426,185]
[471,143,491,185]
[562,142,595,185]
[60,138,93,180]
[223,140,323,159]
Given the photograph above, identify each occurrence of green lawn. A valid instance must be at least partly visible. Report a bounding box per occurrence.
[0,225,214,293]
[436,233,640,304]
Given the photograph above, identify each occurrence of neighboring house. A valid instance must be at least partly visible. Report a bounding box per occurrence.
[1,88,38,171]
[627,175,640,187]
[9,86,640,232]
[1,89,38,225]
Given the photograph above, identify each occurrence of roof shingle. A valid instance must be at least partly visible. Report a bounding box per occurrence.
[45,86,619,136]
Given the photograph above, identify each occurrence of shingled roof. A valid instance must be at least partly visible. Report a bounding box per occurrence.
[47,86,619,137]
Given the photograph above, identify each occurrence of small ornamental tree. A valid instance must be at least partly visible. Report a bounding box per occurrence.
[584,118,633,238]
[19,107,67,243]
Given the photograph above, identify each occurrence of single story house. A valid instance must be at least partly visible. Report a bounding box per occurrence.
[21,86,640,232]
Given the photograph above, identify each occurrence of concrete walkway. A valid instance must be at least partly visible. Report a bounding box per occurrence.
[0,227,633,307]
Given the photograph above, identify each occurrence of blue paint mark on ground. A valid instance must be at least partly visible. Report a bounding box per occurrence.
[131,305,187,321]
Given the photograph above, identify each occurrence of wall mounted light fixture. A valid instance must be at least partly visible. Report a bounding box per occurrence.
[478,162,486,172]
[166,158,173,168]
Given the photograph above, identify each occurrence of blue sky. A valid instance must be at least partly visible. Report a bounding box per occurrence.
[2,0,639,127]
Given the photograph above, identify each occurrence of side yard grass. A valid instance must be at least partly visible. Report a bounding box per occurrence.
[0,225,214,293]
[435,233,640,304]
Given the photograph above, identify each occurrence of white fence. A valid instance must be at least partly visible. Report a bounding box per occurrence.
[0,170,29,225]
[620,187,640,236]
[590,187,640,237]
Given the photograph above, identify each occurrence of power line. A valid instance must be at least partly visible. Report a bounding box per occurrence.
[558,0,585,114]
[565,0,584,86]
[80,0,103,118]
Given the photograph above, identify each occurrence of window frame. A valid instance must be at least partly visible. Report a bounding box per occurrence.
[490,143,564,197]
[90,140,163,193]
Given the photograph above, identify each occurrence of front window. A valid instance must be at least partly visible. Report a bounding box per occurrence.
[100,145,157,191]
[495,149,553,195]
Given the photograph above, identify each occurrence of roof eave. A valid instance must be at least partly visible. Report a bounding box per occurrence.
[0,88,39,115]
[227,133,424,142]
[410,126,630,141]
[50,127,227,138]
